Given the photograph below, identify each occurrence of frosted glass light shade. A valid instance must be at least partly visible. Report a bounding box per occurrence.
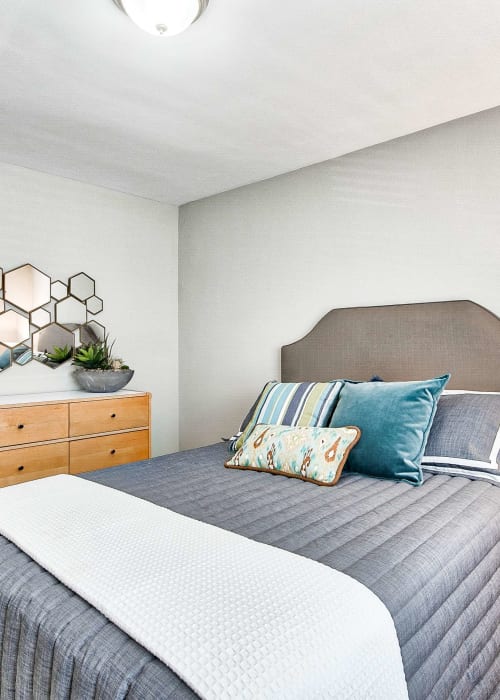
[114,0,209,36]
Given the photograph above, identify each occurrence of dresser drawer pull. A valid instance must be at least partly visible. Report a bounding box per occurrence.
[17,465,24,472]
[110,413,116,418]
[18,424,24,430]
[110,449,116,455]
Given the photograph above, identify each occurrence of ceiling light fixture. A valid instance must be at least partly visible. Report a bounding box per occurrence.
[112,0,209,37]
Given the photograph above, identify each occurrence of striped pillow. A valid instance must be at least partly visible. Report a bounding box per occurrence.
[231,381,343,452]
[422,392,500,485]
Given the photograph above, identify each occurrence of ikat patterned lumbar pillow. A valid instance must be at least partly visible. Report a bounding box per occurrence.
[225,424,361,486]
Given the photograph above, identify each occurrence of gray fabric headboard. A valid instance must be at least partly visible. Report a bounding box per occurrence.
[281,300,500,391]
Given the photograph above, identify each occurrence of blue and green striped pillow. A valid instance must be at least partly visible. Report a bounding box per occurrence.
[231,381,343,452]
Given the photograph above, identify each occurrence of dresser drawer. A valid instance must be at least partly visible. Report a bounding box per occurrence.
[69,429,150,473]
[0,442,68,487]
[69,395,149,437]
[0,403,68,448]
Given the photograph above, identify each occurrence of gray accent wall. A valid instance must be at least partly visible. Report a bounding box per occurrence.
[179,107,500,449]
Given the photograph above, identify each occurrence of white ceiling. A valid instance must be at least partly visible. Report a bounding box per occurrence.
[1,1,500,205]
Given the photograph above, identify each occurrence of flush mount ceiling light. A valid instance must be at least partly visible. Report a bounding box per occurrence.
[113,0,209,37]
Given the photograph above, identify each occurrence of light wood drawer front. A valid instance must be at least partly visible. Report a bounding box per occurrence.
[0,403,68,447]
[0,442,68,487]
[69,430,149,473]
[69,396,149,437]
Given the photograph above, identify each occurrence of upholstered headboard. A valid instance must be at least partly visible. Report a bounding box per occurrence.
[281,300,500,391]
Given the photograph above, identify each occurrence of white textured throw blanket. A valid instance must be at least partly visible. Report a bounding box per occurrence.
[0,475,408,699]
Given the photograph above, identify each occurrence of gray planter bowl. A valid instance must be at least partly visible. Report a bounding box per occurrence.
[73,368,134,393]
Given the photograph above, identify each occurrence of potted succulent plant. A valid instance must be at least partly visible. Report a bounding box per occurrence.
[45,344,73,367]
[72,336,134,392]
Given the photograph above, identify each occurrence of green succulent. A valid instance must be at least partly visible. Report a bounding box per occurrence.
[46,344,72,364]
[73,336,115,370]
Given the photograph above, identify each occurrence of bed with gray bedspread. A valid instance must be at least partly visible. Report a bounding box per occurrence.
[2,301,500,699]
[1,442,499,700]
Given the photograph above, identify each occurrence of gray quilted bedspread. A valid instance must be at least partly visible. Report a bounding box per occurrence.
[1,442,499,700]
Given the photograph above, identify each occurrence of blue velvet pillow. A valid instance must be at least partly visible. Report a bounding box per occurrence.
[329,374,450,485]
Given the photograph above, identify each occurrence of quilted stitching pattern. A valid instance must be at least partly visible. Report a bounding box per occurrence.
[1,442,499,700]
[0,476,408,700]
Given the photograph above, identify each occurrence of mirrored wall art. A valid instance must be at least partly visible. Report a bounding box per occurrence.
[4,264,51,312]
[80,320,106,344]
[30,307,51,328]
[51,280,67,300]
[32,323,75,368]
[86,295,103,316]
[0,343,11,372]
[13,343,32,366]
[0,310,30,348]
[69,273,95,301]
[55,296,87,327]
[0,264,104,372]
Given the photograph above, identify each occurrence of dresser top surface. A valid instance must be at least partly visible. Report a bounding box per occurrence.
[0,390,148,408]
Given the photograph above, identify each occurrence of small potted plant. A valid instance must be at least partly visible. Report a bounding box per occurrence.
[72,336,134,393]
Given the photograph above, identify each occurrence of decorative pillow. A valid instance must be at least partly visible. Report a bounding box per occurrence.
[329,374,450,485]
[228,381,278,448]
[225,424,361,486]
[231,381,343,451]
[422,392,500,485]
[239,381,276,433]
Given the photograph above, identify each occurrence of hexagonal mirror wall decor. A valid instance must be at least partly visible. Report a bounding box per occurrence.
[69,273,95,301]
[30,307,51,328]
[80,320,106,345]
[32,323,75,368]
[4,264,51,312]
[0,310,30,348]
[86,295,103,316]
[0,263,104,373]
[55,296,87,327]
[0,343,11,372]
[51,280,68,300]
[13,343,32,366]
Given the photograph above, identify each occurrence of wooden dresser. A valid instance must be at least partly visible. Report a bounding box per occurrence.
[0,390,151,487]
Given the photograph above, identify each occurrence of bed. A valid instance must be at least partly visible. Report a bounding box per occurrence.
[1,300,499,699]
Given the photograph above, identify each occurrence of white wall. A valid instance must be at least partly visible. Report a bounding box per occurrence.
[0,163,178,456]
[179,107,500,449]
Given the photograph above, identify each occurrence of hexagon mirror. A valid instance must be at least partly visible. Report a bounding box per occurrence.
[0,310,30,348]
[79,320,106,345]
[13,343,32,365]
[86,295,103,316]
[30,307,51,328]
[44,299,56,317]
[0,344,11,372]
[0,265,104,374]
[4,264,51,312]
[55,296,87,327]
[69,273,95,301]
[32,323,75,368]
[51,280,67,300]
